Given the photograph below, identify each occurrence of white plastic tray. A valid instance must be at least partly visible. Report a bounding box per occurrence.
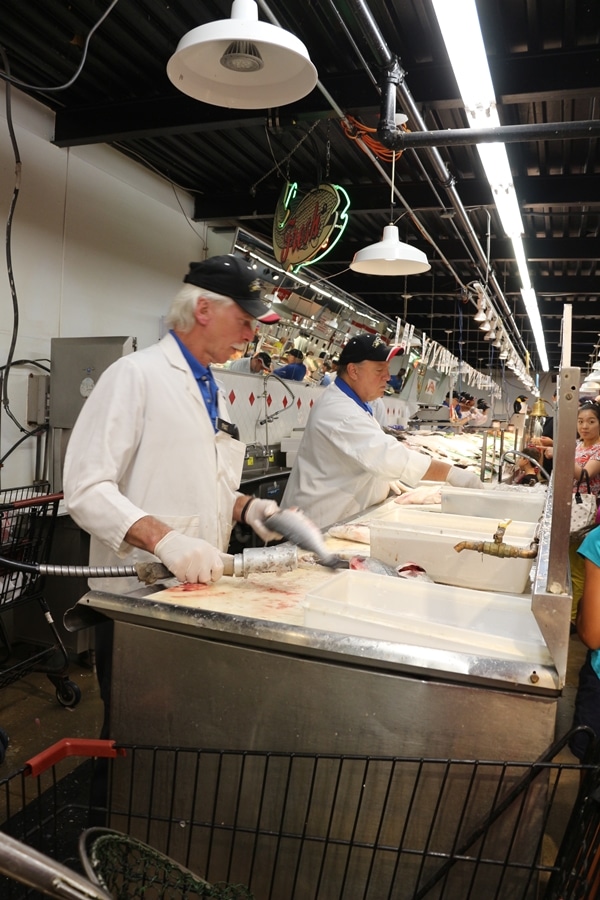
[303,570,552,664]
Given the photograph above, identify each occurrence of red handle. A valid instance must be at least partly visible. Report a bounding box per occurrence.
[7,492,64,510]
[25,738,126,777]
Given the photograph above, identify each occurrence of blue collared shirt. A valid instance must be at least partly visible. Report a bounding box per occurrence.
[335,376,373,415]
[170,330,219,431]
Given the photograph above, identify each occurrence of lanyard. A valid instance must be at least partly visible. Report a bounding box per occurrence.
[197,371,219,429]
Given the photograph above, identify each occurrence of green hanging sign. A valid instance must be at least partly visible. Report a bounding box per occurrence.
[272,181,350,272]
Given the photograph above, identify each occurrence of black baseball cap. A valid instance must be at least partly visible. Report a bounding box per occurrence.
[255,351,272,369]
[183,255,270,319]
[339,333,400,365]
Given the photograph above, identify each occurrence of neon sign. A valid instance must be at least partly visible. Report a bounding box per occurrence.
[272,182,350,272]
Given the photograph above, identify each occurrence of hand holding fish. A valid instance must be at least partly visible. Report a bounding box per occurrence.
[241,498,282,542]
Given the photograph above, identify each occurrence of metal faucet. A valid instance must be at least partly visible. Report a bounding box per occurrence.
[501,449,551,482]
[256,370,296,477]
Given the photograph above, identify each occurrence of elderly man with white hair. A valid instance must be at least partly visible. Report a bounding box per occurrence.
[64,255,281,593]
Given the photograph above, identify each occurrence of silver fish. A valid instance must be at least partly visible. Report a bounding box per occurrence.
[349,555,399,577]
[266,508,349,568]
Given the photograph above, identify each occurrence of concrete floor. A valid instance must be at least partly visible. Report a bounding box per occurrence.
[0,651,103,773]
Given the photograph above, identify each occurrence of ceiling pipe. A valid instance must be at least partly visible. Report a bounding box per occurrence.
[377,119,600,150]
[257,0,465,290]
[338,0,529,361]
[257,0,525,366]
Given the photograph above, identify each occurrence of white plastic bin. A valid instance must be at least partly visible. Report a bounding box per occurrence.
[440,486,546,522]
[303,570,552,663]
[369,517,537,593]
[363,504,537,535]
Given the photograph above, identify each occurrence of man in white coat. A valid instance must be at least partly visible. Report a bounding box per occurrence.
[282,333,481,528]
[63,255,282,737]
[64,255,281,592]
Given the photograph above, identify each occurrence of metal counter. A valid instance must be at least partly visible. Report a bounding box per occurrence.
[67,501,565,899]
[69,533,559,761]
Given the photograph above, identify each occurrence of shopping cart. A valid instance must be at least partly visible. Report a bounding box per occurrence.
[0,485,81,717]
[0,729,599,899]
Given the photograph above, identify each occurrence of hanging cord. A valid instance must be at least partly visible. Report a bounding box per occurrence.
[0,0,121,93]
[0,48,42,439]
[251,121,321,196]
[340,115,405,163]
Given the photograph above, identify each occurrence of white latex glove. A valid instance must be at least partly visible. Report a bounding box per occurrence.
[242,498,282,542]
[445,467,481,490]
[388,480,409,496]
[153,532,224,584]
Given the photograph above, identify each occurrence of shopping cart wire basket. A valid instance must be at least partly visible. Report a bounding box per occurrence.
[0,484,81,711]
[1,729,600,899]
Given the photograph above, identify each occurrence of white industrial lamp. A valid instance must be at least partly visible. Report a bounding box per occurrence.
[167,0,318,109]
[474,298,487,323]
[350,224,430,276]
[350,149,430,276]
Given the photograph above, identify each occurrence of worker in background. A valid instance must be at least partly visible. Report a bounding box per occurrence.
[282,333,481,528]
[63,255,285,735]
[318,360,333,386]
[228,350,271,374]
[273,348,307,381]
[443,390,462,422]
[465,398,490,428]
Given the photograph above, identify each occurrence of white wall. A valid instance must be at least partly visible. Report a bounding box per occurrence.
[0,88,207,487]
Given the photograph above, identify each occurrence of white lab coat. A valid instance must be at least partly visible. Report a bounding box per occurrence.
[63,333,245,593]
[228,356,253,373]
[282,383,431,528]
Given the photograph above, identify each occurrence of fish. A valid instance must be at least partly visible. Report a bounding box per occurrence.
[349,556,399,577]
[266,507,349,568]
[396,562,434,582]
[394,485,442,505]
[327,523,371,544]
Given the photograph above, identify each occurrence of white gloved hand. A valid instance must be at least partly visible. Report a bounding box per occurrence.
[153,532,224,584]
[445,466,481,490]
[242,498,282,542]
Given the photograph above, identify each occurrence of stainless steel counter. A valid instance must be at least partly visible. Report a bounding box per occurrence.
[69,517,559,760]
[67,502,563,899]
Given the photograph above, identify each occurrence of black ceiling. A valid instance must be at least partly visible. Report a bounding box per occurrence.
[2,0,599,376]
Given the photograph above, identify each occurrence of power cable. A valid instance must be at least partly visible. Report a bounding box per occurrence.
[0,0,120,93]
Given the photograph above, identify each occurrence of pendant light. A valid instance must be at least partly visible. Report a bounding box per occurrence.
[474,297,487,323]
[350,152,430,276]
[167,0,318,109]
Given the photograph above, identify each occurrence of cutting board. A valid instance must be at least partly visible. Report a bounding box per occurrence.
[145,537,369,626]
[146,565,329,625]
